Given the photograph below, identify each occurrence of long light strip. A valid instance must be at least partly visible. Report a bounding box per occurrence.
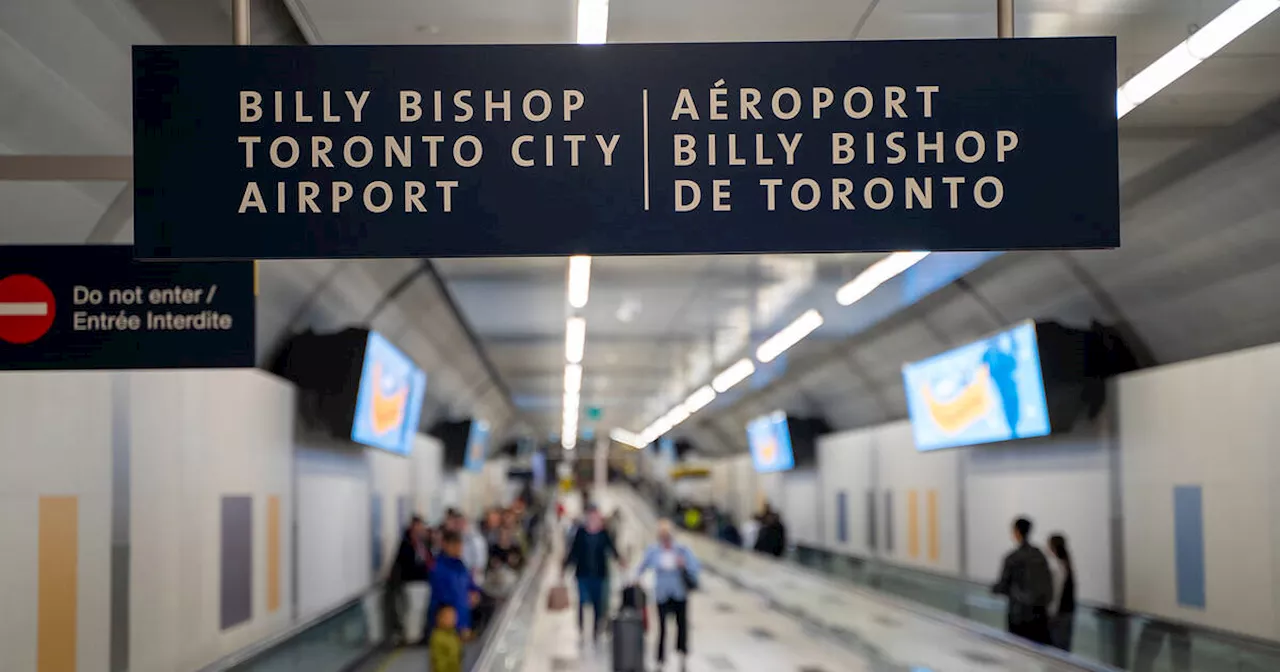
[712,357,756,393]
[567,255,592,308]
[756,309,825,363]
[611,428,643,449]
[564,363,583,395]
[836,251,930,306]
[1118,0,1280,118]
[565,316,586,363]
[576,0,609,44]
[683,385,717,414]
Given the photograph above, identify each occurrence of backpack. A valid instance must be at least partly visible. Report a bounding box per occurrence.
[1019,549,1055,608]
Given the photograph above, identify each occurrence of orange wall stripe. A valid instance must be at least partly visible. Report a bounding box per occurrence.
[927,489,940,562]
[907,489,919,559]
[38,496,78,672]
[267,495,281,613]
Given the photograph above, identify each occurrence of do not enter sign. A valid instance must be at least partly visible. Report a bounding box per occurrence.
[0,246,255,371]
[0,274,56,345]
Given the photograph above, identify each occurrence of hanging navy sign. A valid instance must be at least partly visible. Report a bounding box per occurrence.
[132,39,1118,260]
[0,246,254,370]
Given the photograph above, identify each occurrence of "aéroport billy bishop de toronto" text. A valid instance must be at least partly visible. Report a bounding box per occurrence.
[234,84,1021,215]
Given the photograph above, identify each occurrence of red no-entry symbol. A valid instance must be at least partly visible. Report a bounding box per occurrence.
[0,274,56,344]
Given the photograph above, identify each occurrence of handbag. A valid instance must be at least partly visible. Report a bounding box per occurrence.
[547,583,570,611]
[678,549,698,591]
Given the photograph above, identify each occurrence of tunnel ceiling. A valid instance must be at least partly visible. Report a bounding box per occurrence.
[2,0,1279,451]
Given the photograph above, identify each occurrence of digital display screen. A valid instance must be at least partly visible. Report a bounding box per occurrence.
[351,332,427,454]
[746,411,795,473]
[464,419,490,472]
[901,321,1050,451]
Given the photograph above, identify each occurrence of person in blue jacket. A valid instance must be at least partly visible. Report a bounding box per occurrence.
[426,529,481,644]
[634,519,701,670]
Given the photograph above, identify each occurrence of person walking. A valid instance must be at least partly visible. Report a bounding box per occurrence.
[993,517,1054,645]
[634,519,701,671]
[1047,533,1077,651]
[563,506,624,644]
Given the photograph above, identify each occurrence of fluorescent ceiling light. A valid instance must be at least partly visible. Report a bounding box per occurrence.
[562,435,577,450]
[756,309,825,363]
[567,255,592,308]
[836,251,929,306]
[711,358,756,393]
[563,391,580,413]
[565,317,586,363]
[610,428,643,448]
[1117,0,1280,118]
[576,0,609,45]
[564,363,583,395]
[665,405,691,427]
[683,385,716,414]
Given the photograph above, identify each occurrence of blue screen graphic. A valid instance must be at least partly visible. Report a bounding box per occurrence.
[901,321,1050,451]
[351,332,427,455]
[746,411,795,473]
[465,420,490,472]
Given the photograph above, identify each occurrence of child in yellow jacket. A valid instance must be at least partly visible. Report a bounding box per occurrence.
[428,606,463,672]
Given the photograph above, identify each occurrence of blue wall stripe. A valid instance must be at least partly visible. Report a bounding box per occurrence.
[1173,485,1206,609]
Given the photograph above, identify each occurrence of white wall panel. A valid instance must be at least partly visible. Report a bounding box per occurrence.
[779,470,821,547]
[410,433,445,523]
[129,370,295,672]
[1118,343,1280,639]
[963,426,1113,603]
[295,440,371,620]
[0,372,113,672]
[367,449,412,580]
[816,427,874,556]
[877,422,962,575]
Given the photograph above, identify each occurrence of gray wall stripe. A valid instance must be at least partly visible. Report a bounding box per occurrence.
[109,373,131,672]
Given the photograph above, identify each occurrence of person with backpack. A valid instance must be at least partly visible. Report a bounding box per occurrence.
[992,517,1053,645]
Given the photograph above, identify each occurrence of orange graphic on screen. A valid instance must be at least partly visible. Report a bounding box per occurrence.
[919,364,994,434]
[368,362,408,435]
[757,434,778,466]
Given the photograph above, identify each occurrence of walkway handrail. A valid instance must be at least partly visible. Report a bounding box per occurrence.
[469,514,554,671]
[196,589,374,672]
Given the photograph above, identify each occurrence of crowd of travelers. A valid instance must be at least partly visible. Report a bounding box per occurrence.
[382,486,546,670]
[672,499,789,557]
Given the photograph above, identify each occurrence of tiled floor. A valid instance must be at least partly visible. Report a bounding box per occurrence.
[513,489,1104,672]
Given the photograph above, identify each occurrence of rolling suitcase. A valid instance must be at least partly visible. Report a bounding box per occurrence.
[611,607,645,672]
[620,584,649,631]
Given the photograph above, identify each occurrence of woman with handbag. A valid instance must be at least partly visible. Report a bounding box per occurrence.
[633,519,701,671]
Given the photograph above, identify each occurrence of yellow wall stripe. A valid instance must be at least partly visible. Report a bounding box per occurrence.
[907,489,919,559]
[927,489,940,562]
[39,496,78,672]
[267,495,281,613]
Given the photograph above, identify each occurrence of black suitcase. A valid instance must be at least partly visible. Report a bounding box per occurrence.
[611,608,645,672]
[621,584,647,611]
